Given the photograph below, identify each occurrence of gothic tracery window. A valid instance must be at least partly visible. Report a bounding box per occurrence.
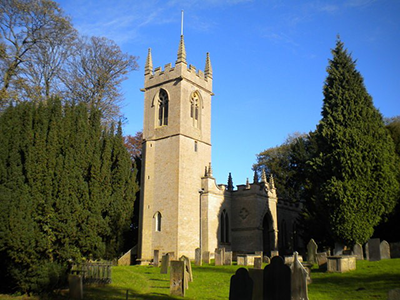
[158,89,169,126]
[190,92,200,127]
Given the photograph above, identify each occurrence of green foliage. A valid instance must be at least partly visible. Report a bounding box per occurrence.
[0,99,138,293]
[310,39,399,245]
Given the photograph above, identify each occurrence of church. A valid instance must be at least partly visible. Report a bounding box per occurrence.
[137,34,303,264]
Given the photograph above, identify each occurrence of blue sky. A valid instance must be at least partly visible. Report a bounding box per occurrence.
[58,0,400,186]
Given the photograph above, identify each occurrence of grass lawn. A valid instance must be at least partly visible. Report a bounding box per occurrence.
[1,259,399,299]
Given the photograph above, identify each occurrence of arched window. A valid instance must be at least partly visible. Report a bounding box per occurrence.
[158,89,168,126]
[220,210,230,243]
[154,212,162,232]
[190,92,200,128]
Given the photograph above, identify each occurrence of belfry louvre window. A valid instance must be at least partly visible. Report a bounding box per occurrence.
[190,92,199,127]
[158,89,169,126]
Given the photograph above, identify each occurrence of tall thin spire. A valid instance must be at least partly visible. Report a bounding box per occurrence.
[253,170,259,183]
[205,52,212,79]
[176,35,187,64]
[145,48,153,75]
[261,168,267,183]
[227,173,233,191]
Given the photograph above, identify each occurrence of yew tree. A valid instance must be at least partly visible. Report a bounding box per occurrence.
[311,39,399,245]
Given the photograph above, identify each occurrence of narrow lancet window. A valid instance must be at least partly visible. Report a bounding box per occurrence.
[220,210,230,243]
[190,92,200,127]
[154,212,162,232]
[158,89,169,126]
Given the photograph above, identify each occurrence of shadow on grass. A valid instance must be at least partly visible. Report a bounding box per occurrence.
[83,286,177,300]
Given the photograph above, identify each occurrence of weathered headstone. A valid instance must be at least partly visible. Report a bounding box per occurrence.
[203,251,210,264]
[365,242,369,260]
[224,251,233,265]
[334,243,344,256]
[380,240,391,259]
[263,256,291,300]
[307,239,318,264]
[154,250,160,267]
[195,248,202,266]
[179,255,193,282]
[254,257,262,269]
[237,255,245,266]
[270,250,279,258]
[388,288,400,300]
[160,253,170,274]
[215,248,224,266]
[68,274,83,300]
[353,243,363,260]
[248,268,263,300]
[229,268,253,300]
[390,242,400,258]
[291,252,309,300]
[316,252,328,270]
[170,260,185,297]
[368,238,381,261]
[263,256,270,264]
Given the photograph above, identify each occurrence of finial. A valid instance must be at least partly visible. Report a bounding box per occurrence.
[253,170,259,183]
[145,48,153,75]
[261,169,267,183]
[204,166,208,177]
[208,162,213,177]
[205,52,213,79]
[245,178,251,189]
[227,173,233,191]
[269,174,275,189]
[181,10,184,36]
[176,35,187,64]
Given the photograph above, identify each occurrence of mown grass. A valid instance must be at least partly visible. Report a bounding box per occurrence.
[1,259,399,299]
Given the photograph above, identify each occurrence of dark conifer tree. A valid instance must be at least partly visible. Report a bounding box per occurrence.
[311,39,399,245]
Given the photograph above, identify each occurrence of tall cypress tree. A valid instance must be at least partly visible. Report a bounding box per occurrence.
[311,39,399,245]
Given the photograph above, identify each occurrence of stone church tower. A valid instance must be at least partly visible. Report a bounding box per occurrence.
[138,35,214,263]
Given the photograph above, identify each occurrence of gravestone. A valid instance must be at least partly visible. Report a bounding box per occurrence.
[316,252,328,270]
[334,243,344,256]
[68,274,83,300]
[353,243,363,260]
[291,252,309,300]
[170,261,185,297]
[224,251,233,265]
[307,239,318,264]
[388,288,400,300]
[368,238,381,261]
[160,254,170,274]
[215,249,224,266]
[263,256,291,300]
[203,251,210,264]
[245,255,258,266]
[390,242,400,258]
[284,254,303,265]
[195,248,202,266]
[248,268,263,300]
[380,240,391,259]
[365,242,369,260]
[237,255,245,266]
[154,250,160,267]
[254,257,262,269]
[270,250,279,258]
[229,268,253,300]
[179,255,193,282]
[263,256,270,264]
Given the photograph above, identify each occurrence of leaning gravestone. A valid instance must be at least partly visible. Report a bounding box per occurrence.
[380,240,391,259]
[307,239,318,264]
[263,256,291,300]
[160,253,170,274]
[353,243,363,260]
[179,255,193,282]
[170,261,185,297]
[203,251,210,264]
[248,268,263,300]
[368,238,381,261]
[225,251,233,265]
[254,257,262,269]
[215,249,224,266]
[68,274,83,300]
[154,250,160,267]
[195,248,202,266]
[229,268,253,300]
[291,252,309,300]
[316,252,328,270]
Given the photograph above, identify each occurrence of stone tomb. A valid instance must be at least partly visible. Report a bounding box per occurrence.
[368,238,381,261]
[160,253,170,274]
[353,243,363,260]
[195,248,202,266]
[153,250,160,267]
[170,261,185,297]
[229,268,253,300]
[380,240,391,259]
[307,239,318,264]
[264,256,291,300]
[291,252,309,300]
[327,255,356,273]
